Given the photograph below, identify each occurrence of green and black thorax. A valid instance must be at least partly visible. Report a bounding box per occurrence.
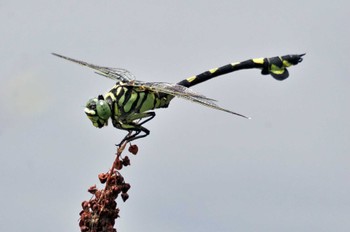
[104,81,173,120]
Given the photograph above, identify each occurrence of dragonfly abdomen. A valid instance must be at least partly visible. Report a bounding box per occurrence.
[177,54,305,88]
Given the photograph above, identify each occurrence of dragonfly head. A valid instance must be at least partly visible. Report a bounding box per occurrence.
[84,95,111,128]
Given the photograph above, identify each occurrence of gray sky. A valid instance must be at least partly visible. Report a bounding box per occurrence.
[1,1,349,231]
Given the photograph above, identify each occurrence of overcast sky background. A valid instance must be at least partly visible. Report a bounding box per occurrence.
[1,1,349,232]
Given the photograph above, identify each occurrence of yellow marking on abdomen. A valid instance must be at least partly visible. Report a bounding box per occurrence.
[270,64,285,74]
[209,68,218,73]
[186,76,196,82]
[283,60,292,67]
[252,58,264,64]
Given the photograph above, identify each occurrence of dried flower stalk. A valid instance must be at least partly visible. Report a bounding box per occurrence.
[79,136,138,232]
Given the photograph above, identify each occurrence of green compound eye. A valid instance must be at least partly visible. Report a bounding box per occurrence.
[84,97,111,128]
[96,100,111,120]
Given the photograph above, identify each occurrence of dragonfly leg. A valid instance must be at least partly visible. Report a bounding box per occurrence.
[138,112,155,125]
[115,125,150,146]
[113,112,156,146]
[127,112,155,125]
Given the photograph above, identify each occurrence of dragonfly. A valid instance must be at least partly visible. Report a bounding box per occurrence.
[52,52,304,145]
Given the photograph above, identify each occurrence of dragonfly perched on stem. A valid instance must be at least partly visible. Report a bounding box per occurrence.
[53,53,304,145]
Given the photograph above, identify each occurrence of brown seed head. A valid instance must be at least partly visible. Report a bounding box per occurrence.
[128,144,138,155]
[81,201,90,210]
[121,183,131,193]
[122,156,131,166]
[88,185,97,194]
[98,173,108,184]
[121,192,129,202]
[115,160,123,170]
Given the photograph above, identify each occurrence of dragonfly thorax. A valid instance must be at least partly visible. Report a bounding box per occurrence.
[84,95,112,128]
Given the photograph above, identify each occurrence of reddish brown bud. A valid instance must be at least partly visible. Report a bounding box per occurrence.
[88,185,97,194]
[115,159,123,170]
[94,190,101,199]
[116,175,124,185]
[92,203,99,212]
[81,201,90,210]
[79,218,84,227]
[103,199,110,206]
[80,212,91,221]
[121,183,131,193]
[108,177,116,185]
[121,192,129,202]
[90,199,96,205]
[128,144,138,155]
[122,156,131,166]
[110,200,117,209]
[98,173,108,184]
[80,225,89,232]
[112,209,120,219]
[106,225,114,232]
[111,185,121,195]
[79,210,85,216]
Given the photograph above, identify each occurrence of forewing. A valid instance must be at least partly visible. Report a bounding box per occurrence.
[179,93,250,118]
[141,82,216,101]
[52,53,135,82]
[137,82,249,118]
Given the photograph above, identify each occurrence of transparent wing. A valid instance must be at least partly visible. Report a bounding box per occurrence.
[52,53,249,118]
[140,82,216,101]
[135,81,250,118]
[52,53,135,82]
